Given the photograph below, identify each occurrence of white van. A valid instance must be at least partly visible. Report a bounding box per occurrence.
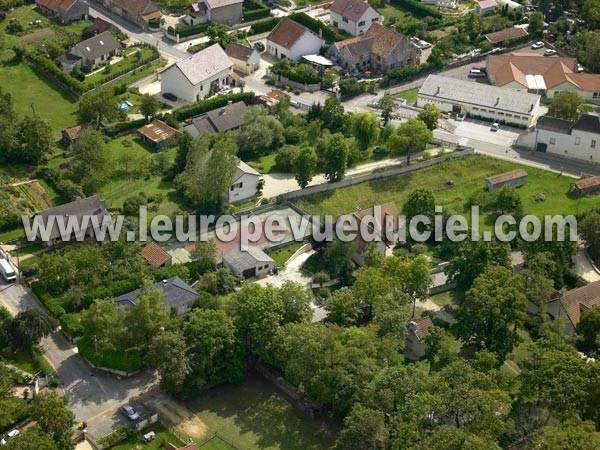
[0,259,16,282]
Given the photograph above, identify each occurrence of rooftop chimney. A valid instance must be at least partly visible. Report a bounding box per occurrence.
[494,97,500,106]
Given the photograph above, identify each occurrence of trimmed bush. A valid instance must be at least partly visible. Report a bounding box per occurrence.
[107,117,148,135]
[172,92,254,121]
[77,339,142,373]
[60,313,83,338]
[288,12,345,42]
[25,53,86,94]
[243,1,271,21]
[83,278,143,308]
[167,22,210,38]
[389,0,442,19]
[30,281,67,317]
[248,17,279,35]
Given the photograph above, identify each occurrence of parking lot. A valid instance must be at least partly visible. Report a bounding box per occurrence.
[86,402,153,443]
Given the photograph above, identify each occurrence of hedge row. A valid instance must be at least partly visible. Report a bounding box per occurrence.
[167,22,210,38]
[82,277,143,308]
[288,12,344,43]
[107,117,148,135]
[77,339,142,373]
[271,67,321,84]
[243,5,271,21]
[248,17,279,35]
[389,0,442,19]
[25,53,86,94]
[60,313,83,338]
[172,91,254,121]
[30,281,71,317]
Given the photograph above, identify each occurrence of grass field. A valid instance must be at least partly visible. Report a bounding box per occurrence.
[1,347,37,374]
[391,88,419,105]
[85,48,158,86]
[0,62,78,133]
[248,154,277,174]
[108,423,184,450]
[295,155,598,225]
[269,242,304,267]
[187,374,334,450]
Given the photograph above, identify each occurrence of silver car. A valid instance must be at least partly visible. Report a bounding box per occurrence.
[120,405,140,421]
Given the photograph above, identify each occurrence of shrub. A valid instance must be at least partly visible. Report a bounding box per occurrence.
[83,278,143,308]
[107,117,148,135]
[30,282,66,317]
[243,0,271,21]
[248,17,279,35]
[25,53,86,94]
[389,0,442,19]
[77,339,142,373]
[148,17,160,28]
[60,313,83,338]
[167,22,210,38]
[288,12,345,42]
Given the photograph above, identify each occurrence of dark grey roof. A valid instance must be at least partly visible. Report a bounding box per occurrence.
[186,101,248,136]
[536,115,572,134]
[36,195,109,240]
[113,276,199,309]
[74,31,120,61]
[223,246,274,271]
[572,114,600,134]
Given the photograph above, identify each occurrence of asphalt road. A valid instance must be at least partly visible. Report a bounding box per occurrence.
[0,281,158,422]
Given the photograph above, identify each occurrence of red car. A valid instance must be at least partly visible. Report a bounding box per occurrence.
[322,2,333,9]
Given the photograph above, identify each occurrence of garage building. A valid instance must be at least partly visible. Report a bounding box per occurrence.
[223,246,275,279]
[417,74,541,127]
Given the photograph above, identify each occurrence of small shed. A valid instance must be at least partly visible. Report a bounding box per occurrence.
[222,246,275,280]
[61,124,89,146]
[571,175,600,197]
[141,242,172,268]
[137,119,181,151]
[485,169,527,191]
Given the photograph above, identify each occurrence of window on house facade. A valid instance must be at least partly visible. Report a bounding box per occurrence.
[358,20,365,26]
[592,140,597,148]
[575,137,581,145]
[372,17,378,21]
[593,92,600,99]
[230,182,243,191]
[549,138,556,144]
[342,17,348,23]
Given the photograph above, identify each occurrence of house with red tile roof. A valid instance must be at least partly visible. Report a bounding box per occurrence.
[36,0,88,23]
[141,242,172,268]
[137,119,181,150]
[487,53,600,100]
[474,0,497,15]
[329,0,381,36]
[545,281,600,335]
[266,17,323,62]
[485,27,528,46]
[328,22,419,73]
[91,0,161,28]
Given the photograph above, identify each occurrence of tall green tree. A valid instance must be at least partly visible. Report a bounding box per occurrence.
[580,210,600,262]
[80,298,126,349]
[278,281,313,324]
[4,425,58,450]
[335,403,387,450]
[386,118,432,165]
[175,133,238,213]
[583,0,600,30]
[577,307,600,355]
[406,255,433,317]
[10,310,58,349]
[146,330,190,390]
[417,104,442,131]
[139,93,160,121]
[72,129,110,194]
[235,105,284,158]
[14,115,53,165]
[294,146,317,189]
[324,133,349,182]
[586,31,600,73]
[351,111,379,151]
[528,11,544,37]
[378,95,395,127]
[125,282,171,351]
[78,86,118,128]
[402,188,436,224]
[456,266,526,359]
[547,91,586,120]
[31,392,75,450]
[325,287,362,327]
[190,239,217,272]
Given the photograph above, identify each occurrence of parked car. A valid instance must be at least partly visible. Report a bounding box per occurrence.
[531,41,545,49]
[544,49,557,56]
[469,69,486,78]
[322,1,334,8]
[120,405,140,421]
[0,429,20,446]
[490,122,500,132]
[162,92,178,101]
[254,41,265,52]
[576,63,585,73]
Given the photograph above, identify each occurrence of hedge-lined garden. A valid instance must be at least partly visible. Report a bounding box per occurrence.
[389,0,442,19]
[288,12,347,43]
[77,339,142,373]
[243,0,271,21]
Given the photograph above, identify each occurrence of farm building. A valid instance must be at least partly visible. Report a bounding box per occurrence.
[571,176,600,196]
[484,169,527,191]
[222,246,275,279]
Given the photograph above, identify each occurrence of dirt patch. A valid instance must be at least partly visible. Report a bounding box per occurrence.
[20,27,55,44]
[25,181,55,210]
[147,393,208,442]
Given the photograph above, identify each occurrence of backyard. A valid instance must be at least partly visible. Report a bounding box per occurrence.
[186,374,335,450]
[295,155,599,224]
[0,62,78,133]
[391,87,419,105]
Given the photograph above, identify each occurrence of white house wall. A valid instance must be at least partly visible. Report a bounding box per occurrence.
[516,127,600,163]
[268,31,323,62]
[160,64,232,103]
[330,7,381,36]
[227,173,259,204]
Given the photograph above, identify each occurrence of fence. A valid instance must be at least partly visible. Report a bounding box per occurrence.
[278,149,475,202]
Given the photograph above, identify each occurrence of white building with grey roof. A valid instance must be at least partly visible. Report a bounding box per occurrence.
[222,246,275,279]
[417,74,541,127]
[160,43,233,103]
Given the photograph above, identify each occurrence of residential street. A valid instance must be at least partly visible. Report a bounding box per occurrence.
[0,281,158,422]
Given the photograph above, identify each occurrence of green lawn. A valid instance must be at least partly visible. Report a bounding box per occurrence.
[1,347,37,374]
[0,228,25,243]
[0,62,78,133]
[391,88,419,105]
[269,242,304,267]
[85,48,158,86]
[9,243,44,257]
[108,423,184,450]
[247,154,277,174]
[58,19,93,36]
[187,374,334,450]
[200,436,237,449]
[4,5,50,29]
[295,155,599,226]
[77,339,142,373]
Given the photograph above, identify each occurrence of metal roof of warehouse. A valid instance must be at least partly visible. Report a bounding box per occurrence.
[419,75,540,115]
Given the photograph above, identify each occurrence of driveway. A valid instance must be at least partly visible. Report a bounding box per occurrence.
[573,246,600,283]
[0,282,158,422]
